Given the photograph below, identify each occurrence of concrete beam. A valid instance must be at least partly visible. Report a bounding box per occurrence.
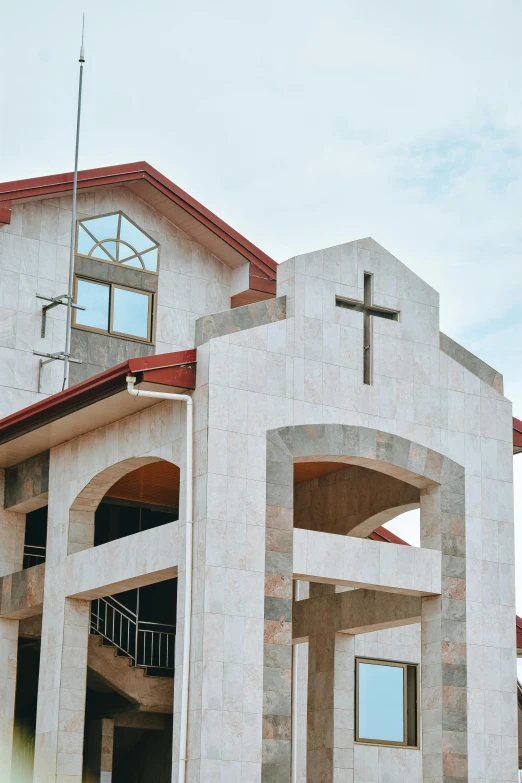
[4,451,49,511]
[66,521,178,600]
[293,528,441,596]
[113,712,166,730]
[0,563,45,619]
[293,587,422,642]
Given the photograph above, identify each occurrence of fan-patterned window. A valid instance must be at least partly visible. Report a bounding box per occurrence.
[76,212,159,272]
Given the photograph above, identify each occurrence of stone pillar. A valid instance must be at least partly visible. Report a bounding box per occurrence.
[420,474,467,782]
[0,468,25,781]
[306,584,354,783]
[85,718,114,782]
[34,595,90,782]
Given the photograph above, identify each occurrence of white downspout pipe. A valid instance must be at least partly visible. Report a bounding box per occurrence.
[291,580,300,783]
[126,375,193,783]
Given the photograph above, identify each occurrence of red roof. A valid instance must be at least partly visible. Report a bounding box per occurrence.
[369,527,408,545]
[0,162,277,299]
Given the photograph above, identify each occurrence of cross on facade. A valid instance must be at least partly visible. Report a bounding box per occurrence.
[336,272,400,385]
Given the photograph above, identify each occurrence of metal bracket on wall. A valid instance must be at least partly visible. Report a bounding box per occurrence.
[33,351,82,393]
[35,293,85,338]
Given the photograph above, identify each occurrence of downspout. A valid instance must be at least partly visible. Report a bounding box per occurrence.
[126,375,193,783]
[291,581,300,783]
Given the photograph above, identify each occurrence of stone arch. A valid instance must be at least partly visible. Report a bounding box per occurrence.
[262,424,466,783]
[68,456,178,555]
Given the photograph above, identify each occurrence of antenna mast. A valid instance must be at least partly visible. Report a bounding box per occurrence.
[63,14,86,390]
[33,16,86,391]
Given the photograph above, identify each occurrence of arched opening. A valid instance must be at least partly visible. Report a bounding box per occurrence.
[293,461,420,538]
[94,461,180,546]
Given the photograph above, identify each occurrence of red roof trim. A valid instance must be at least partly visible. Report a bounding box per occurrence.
[0,350,196,447]
[0,162,277,281]
[369,527,408,546]
[513,417,522,455]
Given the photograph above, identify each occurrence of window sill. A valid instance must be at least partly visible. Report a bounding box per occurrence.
[72,325,153,346]
[354,740,420,750]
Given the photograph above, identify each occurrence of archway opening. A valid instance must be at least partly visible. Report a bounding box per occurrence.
[293,461,420,538]
[94,461,180,546]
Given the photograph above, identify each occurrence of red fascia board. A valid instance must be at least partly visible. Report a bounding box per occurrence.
[249,268,277,296]
[0,350,196,447]
[513,417,522,454]
[0,201,12,225]
[0,162,277,281]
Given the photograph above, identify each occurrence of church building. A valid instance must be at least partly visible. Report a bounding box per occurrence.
[0,162,519,782]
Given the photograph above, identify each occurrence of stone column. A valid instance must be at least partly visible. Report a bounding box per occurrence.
[306,584,354,783]
[34,594,90,782]
[420,473,467,782]
[0,468,25,781]
[85,718,114,782]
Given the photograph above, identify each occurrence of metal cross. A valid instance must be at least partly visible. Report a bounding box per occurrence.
[336,272,400,385]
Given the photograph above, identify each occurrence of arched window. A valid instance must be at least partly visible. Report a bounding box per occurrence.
[76,211,159,272]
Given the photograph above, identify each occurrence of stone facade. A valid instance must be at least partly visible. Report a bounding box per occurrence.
[0,186,231,412]
[0,187,517,783]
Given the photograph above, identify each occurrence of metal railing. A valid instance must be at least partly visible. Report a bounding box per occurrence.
[138,621,176,670]
[90,595,175,673]
[23,544,46,569]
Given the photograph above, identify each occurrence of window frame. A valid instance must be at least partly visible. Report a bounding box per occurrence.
[73,276,155,344]
[75,211,160,275]
[355,657,419,749]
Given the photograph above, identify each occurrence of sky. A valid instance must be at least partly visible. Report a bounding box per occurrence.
[1,1,522,605]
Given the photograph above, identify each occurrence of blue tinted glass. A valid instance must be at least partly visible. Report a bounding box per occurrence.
[358,662,404,743]
[91,244,113,262]
[77,224,94,255]
[82,214,119,241]
[112,288,149,339]
[118,242,136,262]
[119,215,155,253]
[101,240,118,260]
[75,280,110,331]
[141,247,158,271]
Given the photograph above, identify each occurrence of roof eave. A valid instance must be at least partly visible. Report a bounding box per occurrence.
[0,162,277,285]
[0,350,196,450]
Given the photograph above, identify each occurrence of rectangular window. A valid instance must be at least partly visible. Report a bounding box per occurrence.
[355,657,419,748]
[73,277,154,343]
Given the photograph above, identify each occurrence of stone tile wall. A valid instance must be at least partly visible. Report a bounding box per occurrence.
[195,233,517,780]
[4,449,49,511]
[0,186,232,415]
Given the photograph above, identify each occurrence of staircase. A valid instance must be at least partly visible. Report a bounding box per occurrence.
[88,636,173,713]
[88,596,175,713]
[90,595,175,676]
